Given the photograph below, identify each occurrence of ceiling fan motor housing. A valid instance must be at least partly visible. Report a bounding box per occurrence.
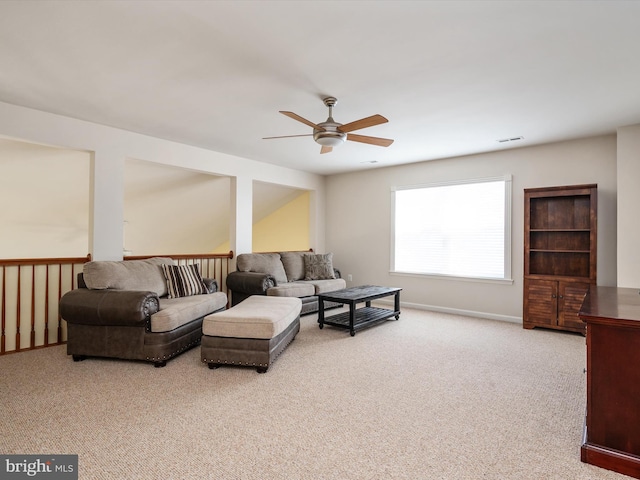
[314,120,346,147]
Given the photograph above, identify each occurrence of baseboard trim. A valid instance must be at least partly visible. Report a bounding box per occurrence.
[374,299,522,324]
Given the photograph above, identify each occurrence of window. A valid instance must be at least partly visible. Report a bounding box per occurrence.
[391,176,512,281]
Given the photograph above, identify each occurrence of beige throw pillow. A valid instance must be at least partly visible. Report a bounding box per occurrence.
[280,251,307,282]
[304,253,336,280]
[236,253,288,284]
[83,257,174,296]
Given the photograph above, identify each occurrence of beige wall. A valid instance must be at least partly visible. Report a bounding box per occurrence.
[616,124,640,288]
[0,141,311,260]
[326,135,618,321]
[124,159,231,256]
[0,101,327,261]
[0,138,90,258]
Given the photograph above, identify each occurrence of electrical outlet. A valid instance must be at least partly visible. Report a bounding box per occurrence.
[347,274,353,282]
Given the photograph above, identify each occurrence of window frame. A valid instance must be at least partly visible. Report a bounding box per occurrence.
[390,175,513,284]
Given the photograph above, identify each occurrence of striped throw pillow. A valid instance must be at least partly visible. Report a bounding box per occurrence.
[161,263,208,299]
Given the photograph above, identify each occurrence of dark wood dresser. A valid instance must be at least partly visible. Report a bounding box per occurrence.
[579,286,640,478]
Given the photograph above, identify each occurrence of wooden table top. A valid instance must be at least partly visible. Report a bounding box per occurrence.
[579,286,640,327]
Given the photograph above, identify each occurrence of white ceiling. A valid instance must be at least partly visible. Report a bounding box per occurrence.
[1,1,639,176]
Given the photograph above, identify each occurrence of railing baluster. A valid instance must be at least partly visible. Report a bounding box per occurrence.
[57,263,63,345]
[1,266,5,354]
[44,264,49,347]
[30,265,35,349]
[16,266,21,352]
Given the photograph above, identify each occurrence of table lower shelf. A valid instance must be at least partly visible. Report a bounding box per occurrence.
[320,306,399,335]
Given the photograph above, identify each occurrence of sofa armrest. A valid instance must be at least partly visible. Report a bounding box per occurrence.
[226,271,276,295]
[59,289,160,328]
[203,278,218,293]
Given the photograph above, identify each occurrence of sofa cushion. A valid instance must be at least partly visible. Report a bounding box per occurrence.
[202,296,302,339]
[266,282,315,298]
[152,292,227,333]
[279,251,307,282]
[304,253,336,280]
[236,253,287,284]
[83,257,174,296]
[161,263,208,299]
[305,278,347,294]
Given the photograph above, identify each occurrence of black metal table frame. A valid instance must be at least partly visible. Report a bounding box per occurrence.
[317,285,401,336]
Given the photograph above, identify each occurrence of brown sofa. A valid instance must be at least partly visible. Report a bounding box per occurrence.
[226,251,346,315]
[59,257,227,367]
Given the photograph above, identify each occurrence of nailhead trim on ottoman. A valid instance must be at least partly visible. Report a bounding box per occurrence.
[201,296,302,373]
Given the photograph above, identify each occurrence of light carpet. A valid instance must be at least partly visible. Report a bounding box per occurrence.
[0,307,627,479]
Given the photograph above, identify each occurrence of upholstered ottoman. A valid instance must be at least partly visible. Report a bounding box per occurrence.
[201,296,302,373]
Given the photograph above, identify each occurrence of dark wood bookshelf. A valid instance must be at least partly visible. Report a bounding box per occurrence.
[523,184,597,334]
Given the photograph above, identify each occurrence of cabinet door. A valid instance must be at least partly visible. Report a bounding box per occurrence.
[558,281,589,330]
[524,279,558,327]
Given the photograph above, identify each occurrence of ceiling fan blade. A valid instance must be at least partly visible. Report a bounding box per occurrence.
[338,114,388,133]
[347,133,394,147]
[280,111,325,131]
[263,134,313,139]
[320,146,333,154]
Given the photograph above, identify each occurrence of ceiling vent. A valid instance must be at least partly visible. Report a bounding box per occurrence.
[497,136,524,143]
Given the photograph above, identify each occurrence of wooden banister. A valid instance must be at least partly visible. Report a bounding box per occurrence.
[124,252,234,261]
[0,254,91,355]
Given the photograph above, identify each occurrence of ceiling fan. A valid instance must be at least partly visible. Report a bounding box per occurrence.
[263,97,394,154]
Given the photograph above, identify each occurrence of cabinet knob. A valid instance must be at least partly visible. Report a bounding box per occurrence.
[559,295,564,299]
[552,294,557,298]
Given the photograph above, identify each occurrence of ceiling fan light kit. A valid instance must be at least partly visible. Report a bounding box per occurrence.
[313,131,346,147]
[264,96,394,154]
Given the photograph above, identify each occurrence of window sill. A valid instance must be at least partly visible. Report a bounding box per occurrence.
[390,270,514,285]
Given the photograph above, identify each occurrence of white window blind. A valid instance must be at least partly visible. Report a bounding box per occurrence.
[392,176,511,280]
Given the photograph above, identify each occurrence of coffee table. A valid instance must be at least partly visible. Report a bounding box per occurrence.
[318,285,401,336]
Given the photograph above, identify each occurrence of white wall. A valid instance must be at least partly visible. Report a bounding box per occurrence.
[326,135,617,321]
[0,101,326,260]
[616,124,640,288]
